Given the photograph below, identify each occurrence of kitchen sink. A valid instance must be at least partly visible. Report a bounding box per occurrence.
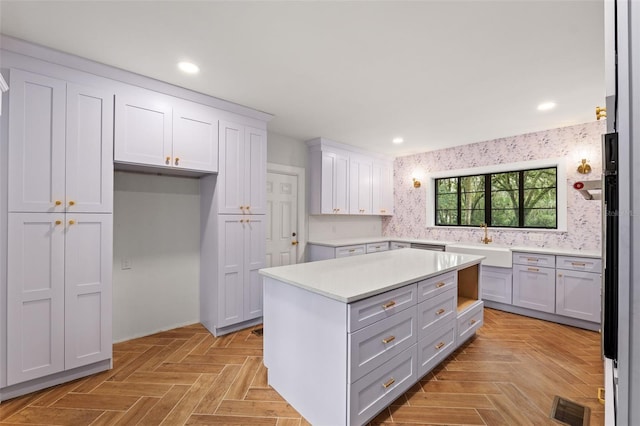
[445,243,512,268]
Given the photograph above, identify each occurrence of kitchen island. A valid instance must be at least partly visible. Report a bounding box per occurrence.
[259,249,485,426]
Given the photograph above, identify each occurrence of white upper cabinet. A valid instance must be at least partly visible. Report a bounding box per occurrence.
[8,69,113,214]
[217,121,267,215]
[115,87,219,173]
[349,156,373,214]
[372,161,394,216]
[308,138,394,216]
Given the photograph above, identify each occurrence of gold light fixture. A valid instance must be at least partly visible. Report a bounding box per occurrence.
[596,106,607,120]
[412,178,421,188]
[577,158,592,174]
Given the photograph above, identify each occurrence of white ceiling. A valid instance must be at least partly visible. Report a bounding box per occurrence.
[0,1,604,157]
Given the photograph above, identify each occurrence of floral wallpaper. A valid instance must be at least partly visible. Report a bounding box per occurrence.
[382,121,606,251]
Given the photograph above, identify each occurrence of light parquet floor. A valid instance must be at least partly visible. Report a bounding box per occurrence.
[0,308,604,425]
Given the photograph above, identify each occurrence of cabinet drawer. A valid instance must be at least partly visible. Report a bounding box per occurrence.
[366,242,389,253]
[556,256,602,272]
[417,271,456,303]
[512,252,555,268]
[336,245,367,258]
[417,321,456,376]
[349,307,417,383]
[457,301,484,342]
[390,242,410,250]
[348,284,417,332]
[349,346,417,426]
[417,288,456,340]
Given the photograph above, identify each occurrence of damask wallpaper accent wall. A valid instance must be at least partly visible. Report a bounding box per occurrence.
[382,121,606,251]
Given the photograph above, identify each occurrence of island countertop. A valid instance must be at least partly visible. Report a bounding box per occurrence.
[259,248,484,303]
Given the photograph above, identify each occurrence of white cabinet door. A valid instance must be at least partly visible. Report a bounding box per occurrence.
[349,156,372,214]
[173,101,219,172]
[64,214,113,369]
[218,121,244,214]
[512,264,555,313]
[8,69,66,213]
[66,84,114,213]
[556,270,601,322]
[217,122,267,214]
[218,216,245,327]
[218,215,266,327]
[245,127,267,215]
[320,150,349,214]
[372,162,394,215]
[114,91,172,167]
[7,213,65,385]
[244,216,266,320]
[481,266,513,304]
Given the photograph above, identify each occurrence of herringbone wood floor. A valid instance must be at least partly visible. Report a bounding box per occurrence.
[0,308,604,425]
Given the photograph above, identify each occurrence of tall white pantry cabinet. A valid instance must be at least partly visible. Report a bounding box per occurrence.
[200,122,267,337]
[2,68,113,393]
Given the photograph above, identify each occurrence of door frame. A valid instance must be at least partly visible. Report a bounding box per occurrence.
[267,163,306,264]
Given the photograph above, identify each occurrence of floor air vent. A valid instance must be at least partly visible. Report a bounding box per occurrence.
[550,396,590,426]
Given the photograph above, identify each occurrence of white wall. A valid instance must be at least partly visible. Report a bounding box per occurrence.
[112,171,200,342]
[267,131,383,244]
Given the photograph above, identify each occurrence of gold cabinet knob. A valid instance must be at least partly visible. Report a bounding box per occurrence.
[166,156,171,165]
[68,200,75,206]
[175,157,180,166]
[55,200,62,206]
[68,219,75,225]
[291,240,298,246]
[240,206,245,211]
[55,220,62,225]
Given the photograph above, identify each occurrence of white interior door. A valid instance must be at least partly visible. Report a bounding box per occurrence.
[266,172,298,267]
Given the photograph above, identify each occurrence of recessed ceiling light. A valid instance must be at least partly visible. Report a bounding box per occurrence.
[177,61,200,74]
[537,101,556,111]
[392,137,404,144]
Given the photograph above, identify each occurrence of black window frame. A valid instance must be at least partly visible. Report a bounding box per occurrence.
[434,166,558,229]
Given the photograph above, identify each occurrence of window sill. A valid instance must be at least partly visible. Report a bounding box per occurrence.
[426,225,568,233]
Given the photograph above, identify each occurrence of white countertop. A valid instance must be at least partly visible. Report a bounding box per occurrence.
[259,249,484,303]
[307,237,450,247]
[307,237,601,259]
[509,246,601,258]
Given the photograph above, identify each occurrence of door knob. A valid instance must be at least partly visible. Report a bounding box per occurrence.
[291,241,298,246]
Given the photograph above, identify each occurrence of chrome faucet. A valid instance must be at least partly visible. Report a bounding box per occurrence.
[480,223,493,244]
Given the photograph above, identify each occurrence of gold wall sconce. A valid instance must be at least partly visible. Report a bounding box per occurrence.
[596,106,607,120]
[577,158,592,174]
[413,178,421,188]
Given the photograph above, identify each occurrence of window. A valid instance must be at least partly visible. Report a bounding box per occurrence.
[435,167,557,228]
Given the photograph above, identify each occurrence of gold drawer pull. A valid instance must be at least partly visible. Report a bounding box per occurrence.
[571,262,586,267]
[382,336,396,344]
[527,267,539,272]
[435,342,445,349]
[436,308,446,316]
[436,282,446,288]
[382,378,395,388]
[348,249,356,253]
[470,319,477,325]
[382,301,396,309]
[527,258,539,262]
[68,219,75,225]
[598,387,605,404]
[68,200,75,206]
[54,220,62,225]
[54,200,62,206]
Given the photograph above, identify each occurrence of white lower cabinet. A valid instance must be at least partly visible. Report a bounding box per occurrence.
[556,268,602,322]
[349,346,417,426]
[512,264,556,313]
[481,266,513,304]
[217,215,266,328]
[7,213,112,385]
[418,321,456,376]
